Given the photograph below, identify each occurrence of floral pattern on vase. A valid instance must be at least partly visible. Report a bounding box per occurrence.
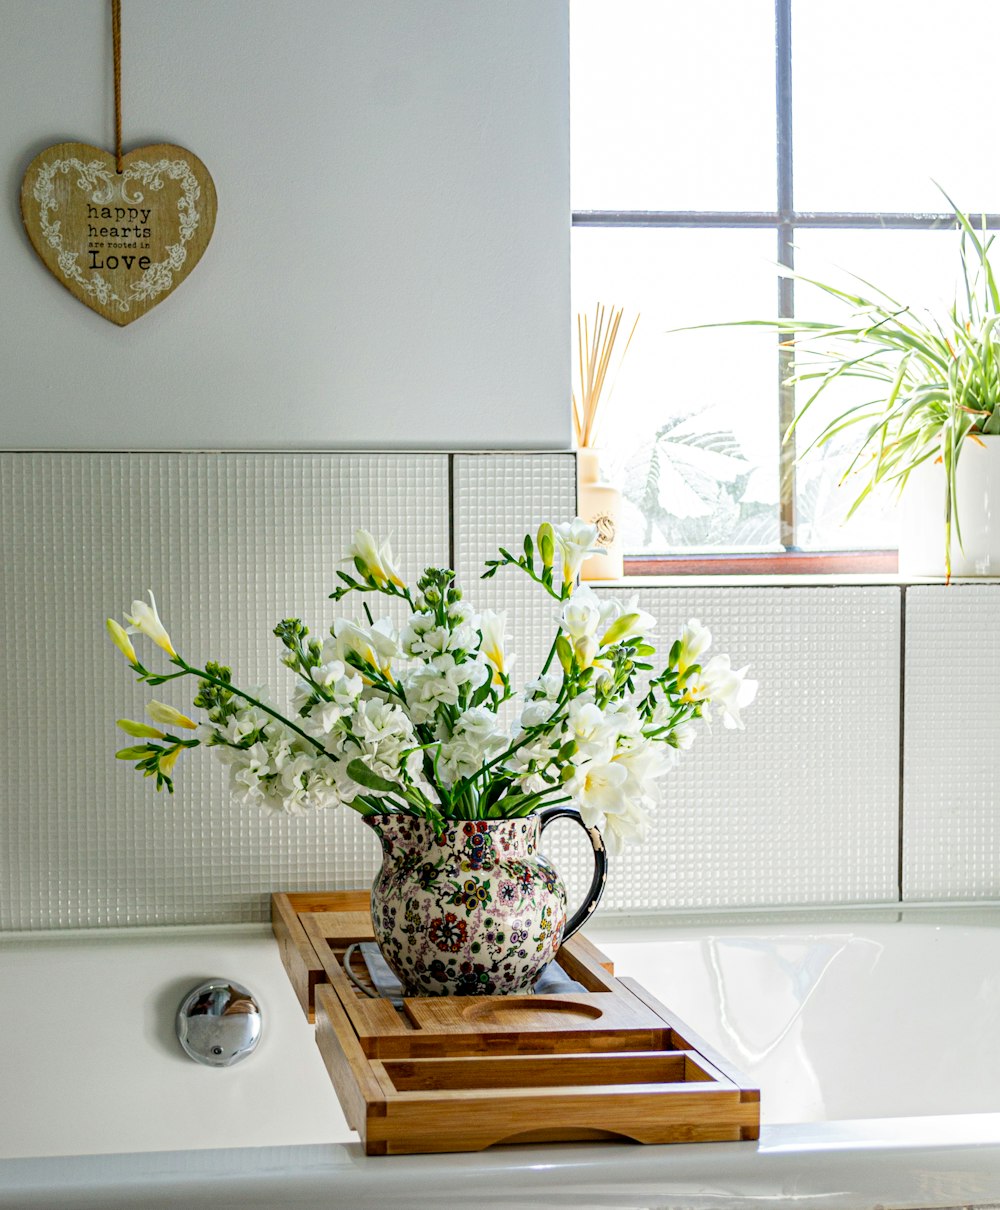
[367,814,584,997]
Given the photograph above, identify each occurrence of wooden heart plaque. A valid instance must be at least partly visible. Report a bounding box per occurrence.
[20,142,217,326]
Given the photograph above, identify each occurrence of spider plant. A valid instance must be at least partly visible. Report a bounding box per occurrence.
[694,196,1000,577]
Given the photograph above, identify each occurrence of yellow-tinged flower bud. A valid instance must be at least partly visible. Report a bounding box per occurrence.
[555,634,574,674]
[146,700,198,730]
[117,719,165,739]
[600,612,642,648]
[106,618,138,664]
[574,635,598,668]
[116,745,153,760]
[537,522,555,569]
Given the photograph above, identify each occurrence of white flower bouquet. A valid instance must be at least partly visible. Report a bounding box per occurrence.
[107,520,755,853]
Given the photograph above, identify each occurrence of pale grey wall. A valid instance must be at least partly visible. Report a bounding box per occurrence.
[1,0,570,449]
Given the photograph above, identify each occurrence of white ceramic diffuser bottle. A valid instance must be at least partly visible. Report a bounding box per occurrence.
[578,448,623,580]
[572,304,637,583]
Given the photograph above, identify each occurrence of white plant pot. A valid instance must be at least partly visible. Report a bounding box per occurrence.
[898,435,1000,578]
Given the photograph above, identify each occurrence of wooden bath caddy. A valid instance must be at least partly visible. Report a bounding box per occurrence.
[271,891,760,1155]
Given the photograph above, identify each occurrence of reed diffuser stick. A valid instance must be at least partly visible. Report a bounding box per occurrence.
[572,303,639,448]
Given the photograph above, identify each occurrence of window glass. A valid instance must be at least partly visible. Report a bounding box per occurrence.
[793,1,1000,212]
[571,0,775,211]
[792,229,964,549]
[572,227,779,553]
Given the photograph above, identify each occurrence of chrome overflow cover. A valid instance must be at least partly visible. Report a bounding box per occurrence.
[176,979,263,1067]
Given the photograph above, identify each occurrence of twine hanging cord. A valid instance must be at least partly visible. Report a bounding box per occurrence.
[112,0,123,173]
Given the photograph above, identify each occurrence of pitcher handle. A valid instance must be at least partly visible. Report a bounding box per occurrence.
[537,805,608,942]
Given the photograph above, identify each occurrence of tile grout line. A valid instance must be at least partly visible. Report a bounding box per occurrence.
[897,584,907,903]
[447,453,456,571]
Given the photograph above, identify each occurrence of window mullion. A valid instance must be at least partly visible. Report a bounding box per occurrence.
[776,0,795,550]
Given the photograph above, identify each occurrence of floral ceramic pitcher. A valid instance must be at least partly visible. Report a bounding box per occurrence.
[366,808,607,997]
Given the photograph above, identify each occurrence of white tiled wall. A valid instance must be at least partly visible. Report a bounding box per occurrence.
[0,453,448,929]
[0,451,995,931]
[904,584,1000,900]
[587,586,901,910]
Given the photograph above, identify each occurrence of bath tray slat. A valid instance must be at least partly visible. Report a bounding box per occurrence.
[271,891,760,1155]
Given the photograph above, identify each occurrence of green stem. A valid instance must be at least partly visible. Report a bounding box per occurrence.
[178,659,330,757]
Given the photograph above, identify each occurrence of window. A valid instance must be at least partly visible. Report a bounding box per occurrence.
[571,0,1000,573]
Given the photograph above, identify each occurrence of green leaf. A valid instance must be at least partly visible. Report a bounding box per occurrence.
[346,759,401,794]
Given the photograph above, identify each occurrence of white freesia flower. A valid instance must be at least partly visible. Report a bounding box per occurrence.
[348,529,405,589]
[707,657,758,730]
[566,758,629,820]
[559,585,602,640]
[327,617,399,675]
[477,609,510,681]
[598,596,657,647]
[124,591,176,657]
[672,721,697,750]
[612,738,675,797]
[599,798,651,855]
[554,519,601,587]
[566,699,618,762]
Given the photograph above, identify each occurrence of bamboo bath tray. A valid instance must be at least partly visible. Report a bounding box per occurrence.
[272,891,760,1155]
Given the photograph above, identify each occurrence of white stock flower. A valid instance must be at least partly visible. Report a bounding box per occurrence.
[219,704,271,745]
[313,660,364,703]
[352,697,416,752]
[124,591,176,657]
[402,655,490,724]
[505,735,562,794]
[436,707,507,785]
[524,669,563,702]
[303,700,348,737]
[520,696,560,730]
[554,519,601,586]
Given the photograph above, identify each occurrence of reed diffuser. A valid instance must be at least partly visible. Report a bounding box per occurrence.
[572,303,639,580]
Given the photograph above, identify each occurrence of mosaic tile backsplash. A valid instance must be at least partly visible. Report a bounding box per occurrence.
[0,452,993,929]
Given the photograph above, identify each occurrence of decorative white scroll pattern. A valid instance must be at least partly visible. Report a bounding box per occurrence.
[32,157,203,313]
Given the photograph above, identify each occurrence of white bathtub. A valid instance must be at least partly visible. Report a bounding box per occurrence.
[3,907,1000,1209]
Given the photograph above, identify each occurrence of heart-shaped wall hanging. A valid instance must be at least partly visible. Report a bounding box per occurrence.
[20,141,217,326]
